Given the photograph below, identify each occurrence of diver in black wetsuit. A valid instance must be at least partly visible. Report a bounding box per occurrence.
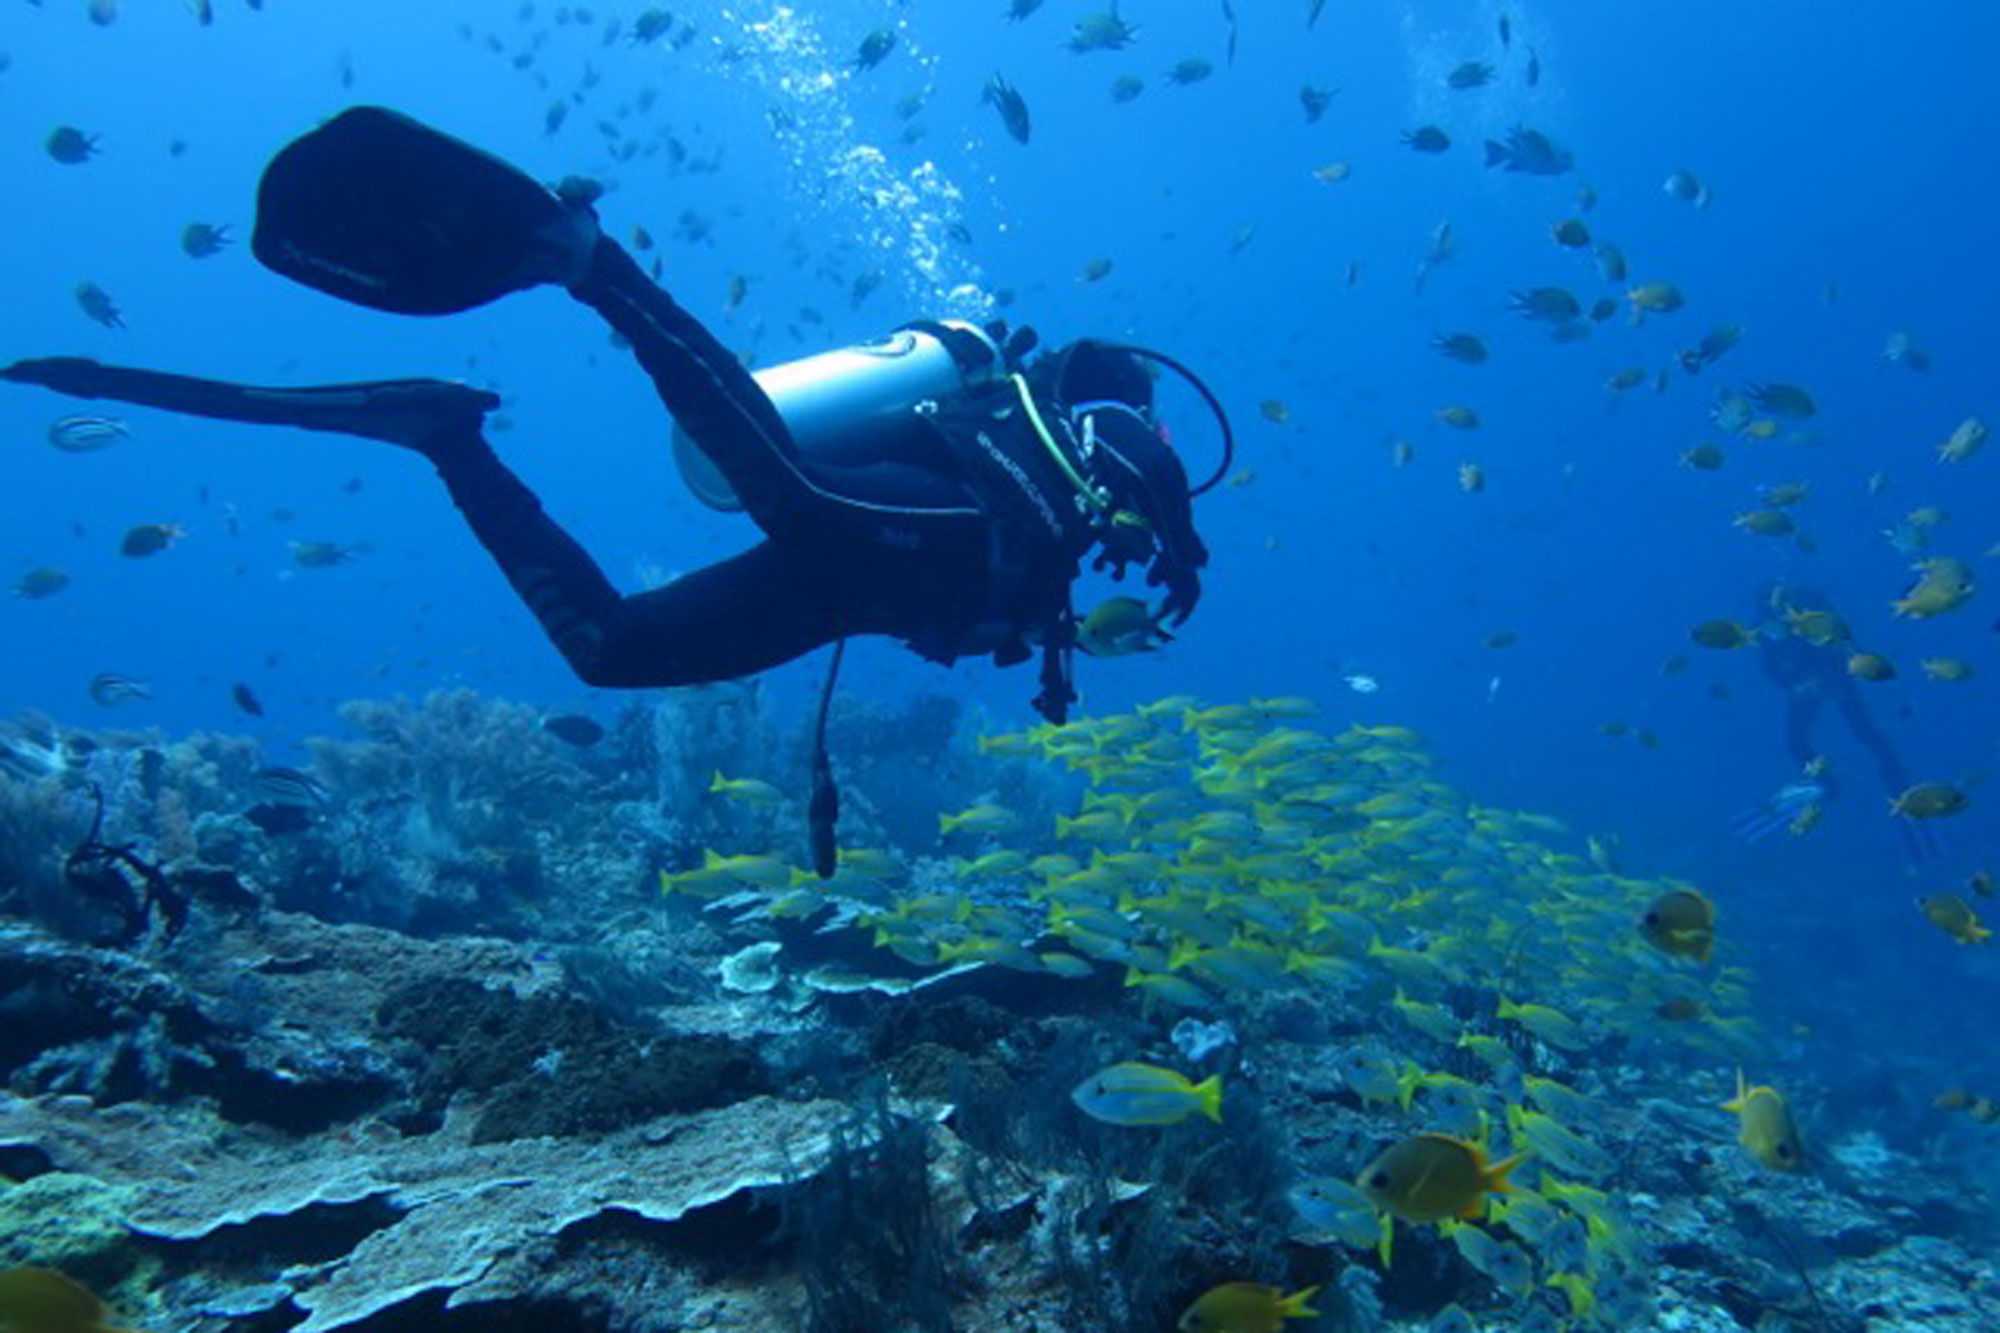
[1731,583,1937,862]
[2,107,1223,733]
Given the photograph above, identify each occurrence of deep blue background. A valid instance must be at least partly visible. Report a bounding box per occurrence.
[3,2,1995,1124]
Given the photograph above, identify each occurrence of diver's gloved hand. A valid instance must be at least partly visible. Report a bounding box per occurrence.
[1152,558,1202,627]
[2,357,112,397]
[1089,514,1154,583]
[1150,520,1209,627]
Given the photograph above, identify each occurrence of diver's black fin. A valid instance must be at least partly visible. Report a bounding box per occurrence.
[3,357,499,450]
[252,105,597,316]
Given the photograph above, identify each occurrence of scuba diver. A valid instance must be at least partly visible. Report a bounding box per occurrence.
[1730,583,1938,863]
[3,107,1226,732]
[4,106,1229,876]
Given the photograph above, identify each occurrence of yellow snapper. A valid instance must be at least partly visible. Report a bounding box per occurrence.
[1507,1105,1613,1180]
[1496,996,1590,1050]
[938,802,1021,837]
[1072,1062,1223,1126]
[1286,1178,1387,1249]
[1443,1220,1535,1295]
[708,770,783,804]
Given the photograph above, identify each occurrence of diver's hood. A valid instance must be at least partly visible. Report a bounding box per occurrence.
[1038,338,1155,414]
[1031,338,1209,583]
[1086,406,1206,575]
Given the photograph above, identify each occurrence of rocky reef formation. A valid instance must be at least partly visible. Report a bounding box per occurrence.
[2,689,1996,1332]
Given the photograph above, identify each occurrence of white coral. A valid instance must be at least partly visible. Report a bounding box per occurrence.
[719,941,784,993]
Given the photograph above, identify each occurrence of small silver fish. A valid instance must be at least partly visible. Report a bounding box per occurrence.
[88,672,151,706]
[251,765,330,807]
[49,415,130,452]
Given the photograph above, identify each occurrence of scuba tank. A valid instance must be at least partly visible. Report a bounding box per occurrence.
[672,319,1006,512]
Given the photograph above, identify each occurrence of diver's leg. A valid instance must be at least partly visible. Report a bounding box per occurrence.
[1782,692,1821,771]
[425,420,873,687]
[564,239,982,547]
[1834,687,1941,862]
[571,542,877,687]
[2,357,497,448]
[0,354,837,688]
[1737,686,1831,842]
[418,423,637,682]
[565,239,796,506]
[1834,686,1908,794]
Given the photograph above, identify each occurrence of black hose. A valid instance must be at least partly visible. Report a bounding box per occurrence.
[1098,342,1236,497]
[807,639,846,880]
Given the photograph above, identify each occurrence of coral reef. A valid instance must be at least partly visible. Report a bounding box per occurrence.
[289,689,653,934]
[0,1170,143,1276]
[376,975,770,1141]
[0,1089,860,1332]
[790,1096,962,1333]
[0,766,75,921]
[3,687,1997,1332]
[0,915,473,1133]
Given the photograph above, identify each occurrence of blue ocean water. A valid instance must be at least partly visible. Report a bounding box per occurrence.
[2,0,1995,1217]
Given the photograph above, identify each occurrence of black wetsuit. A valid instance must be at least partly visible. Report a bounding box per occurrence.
[450,236,1108,692]
[5,236,1119,713]
[1754,587,1937,860]
[1756,611,1912,802]
[8,104,1209,726]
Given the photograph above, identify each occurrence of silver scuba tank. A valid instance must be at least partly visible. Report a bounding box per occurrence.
[672,319,1006,512]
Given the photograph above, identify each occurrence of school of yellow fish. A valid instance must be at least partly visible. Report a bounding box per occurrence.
[666,694,1795,1325]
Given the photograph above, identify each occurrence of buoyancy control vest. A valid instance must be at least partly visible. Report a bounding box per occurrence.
[906,374,1101,677]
